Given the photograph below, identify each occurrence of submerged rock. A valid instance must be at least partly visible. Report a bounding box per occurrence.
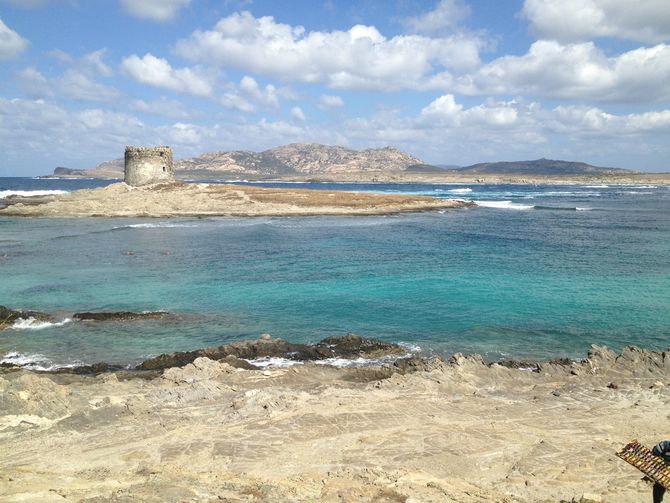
[137,333,406,371]
[72,311,169,322]
[0,305,53,330]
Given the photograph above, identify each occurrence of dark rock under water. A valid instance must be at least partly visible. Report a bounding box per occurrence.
[72,311,170,322]
[137,333,406,371]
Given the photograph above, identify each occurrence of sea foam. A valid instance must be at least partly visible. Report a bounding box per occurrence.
[0,351,81,371]
[114,222,200,230]
[11,317,72,330]
[474,200,534,210]
[0,190,68,198]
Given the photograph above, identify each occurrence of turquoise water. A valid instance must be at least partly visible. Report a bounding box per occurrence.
[1,178,669,368]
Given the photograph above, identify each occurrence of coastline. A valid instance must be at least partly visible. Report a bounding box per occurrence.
[1,338,668,502]
[38,170,670,186]
[0,181,473,217]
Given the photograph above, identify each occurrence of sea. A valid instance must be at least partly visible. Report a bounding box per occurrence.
[1,177,669,370]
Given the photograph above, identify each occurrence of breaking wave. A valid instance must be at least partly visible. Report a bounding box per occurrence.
[113,222,201,230]
[10,317,72,330]
[0,351,81,371]
[476,201,593,211]
[474,200,534,210]
[0,190,68,198]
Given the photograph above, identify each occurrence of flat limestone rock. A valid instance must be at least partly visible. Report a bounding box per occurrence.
[3,344,670,502]
[0,182,473,217]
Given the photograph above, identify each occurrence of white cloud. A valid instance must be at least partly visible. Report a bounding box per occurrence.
[403,0,470,34]
[318,94,344,109]
[158,122,202,145]
[76,108,143,130]
[338,94,670,168]
[523,0,670,44]
[82,49,113,76]
[58,69,121,102]
[14,67,53,98]
[0,98,150,173]
[0,18,28,60]
[119,0,192,22]
[120,53,213,97]
[549,105,670,134]
[174,11,483,91]
[221,76,279,112]
[131,97,193,120]
[418,95,670,136]
[419,94,462,125]
[290,106,306,121]
[48,48,112,76]
[457,40,670,103]
[419,95,520,128]
[16,50,118,102]
[3,94,670,174]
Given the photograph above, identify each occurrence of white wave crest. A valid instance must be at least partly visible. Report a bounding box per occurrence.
[118,222,199,229]
[583,185,608,188]
[474,200,534,210]
[541,191,601,197]
[576,207,592,211]
[398,342,422,353]
[446,188,472,194]
[314,355,408,367]
[11,317,72,330]
[244,357,304,368]
[246,351,416,369]
[0,351,82,371]
[0,190,68,198]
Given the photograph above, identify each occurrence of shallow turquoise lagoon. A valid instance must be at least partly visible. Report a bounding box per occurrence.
[1,179,669,368]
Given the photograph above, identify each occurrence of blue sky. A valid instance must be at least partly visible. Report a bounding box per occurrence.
[1,0,669,175]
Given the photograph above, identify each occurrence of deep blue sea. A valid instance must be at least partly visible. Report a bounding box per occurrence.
[1,177,669,369]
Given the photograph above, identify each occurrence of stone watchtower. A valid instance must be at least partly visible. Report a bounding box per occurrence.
[124,146,174,186]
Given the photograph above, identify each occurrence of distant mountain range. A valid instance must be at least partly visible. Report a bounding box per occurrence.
[457,158,635,175]
[51,144,636,179]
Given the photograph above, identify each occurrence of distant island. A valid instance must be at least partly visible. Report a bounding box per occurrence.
[48,143,668,184]
[457,158,634,176]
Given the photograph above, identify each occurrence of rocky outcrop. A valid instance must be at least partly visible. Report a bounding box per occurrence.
[0,306,53,330]
[585,344,670,377]
[72,311,170,322]
[137,334,406,371]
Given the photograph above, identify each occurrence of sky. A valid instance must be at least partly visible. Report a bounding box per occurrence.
[1,0,669,175]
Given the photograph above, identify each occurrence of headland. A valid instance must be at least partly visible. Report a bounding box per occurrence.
[0,181,472,217]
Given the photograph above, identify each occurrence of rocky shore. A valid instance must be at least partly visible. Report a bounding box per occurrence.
[0,181,472,217]
[1,338,669,502]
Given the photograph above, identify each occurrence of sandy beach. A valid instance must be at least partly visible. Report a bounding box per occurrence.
[0,182,472,217]
[1,339,669,502]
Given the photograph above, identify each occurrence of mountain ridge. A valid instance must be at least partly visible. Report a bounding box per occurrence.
[50,144,636,179]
